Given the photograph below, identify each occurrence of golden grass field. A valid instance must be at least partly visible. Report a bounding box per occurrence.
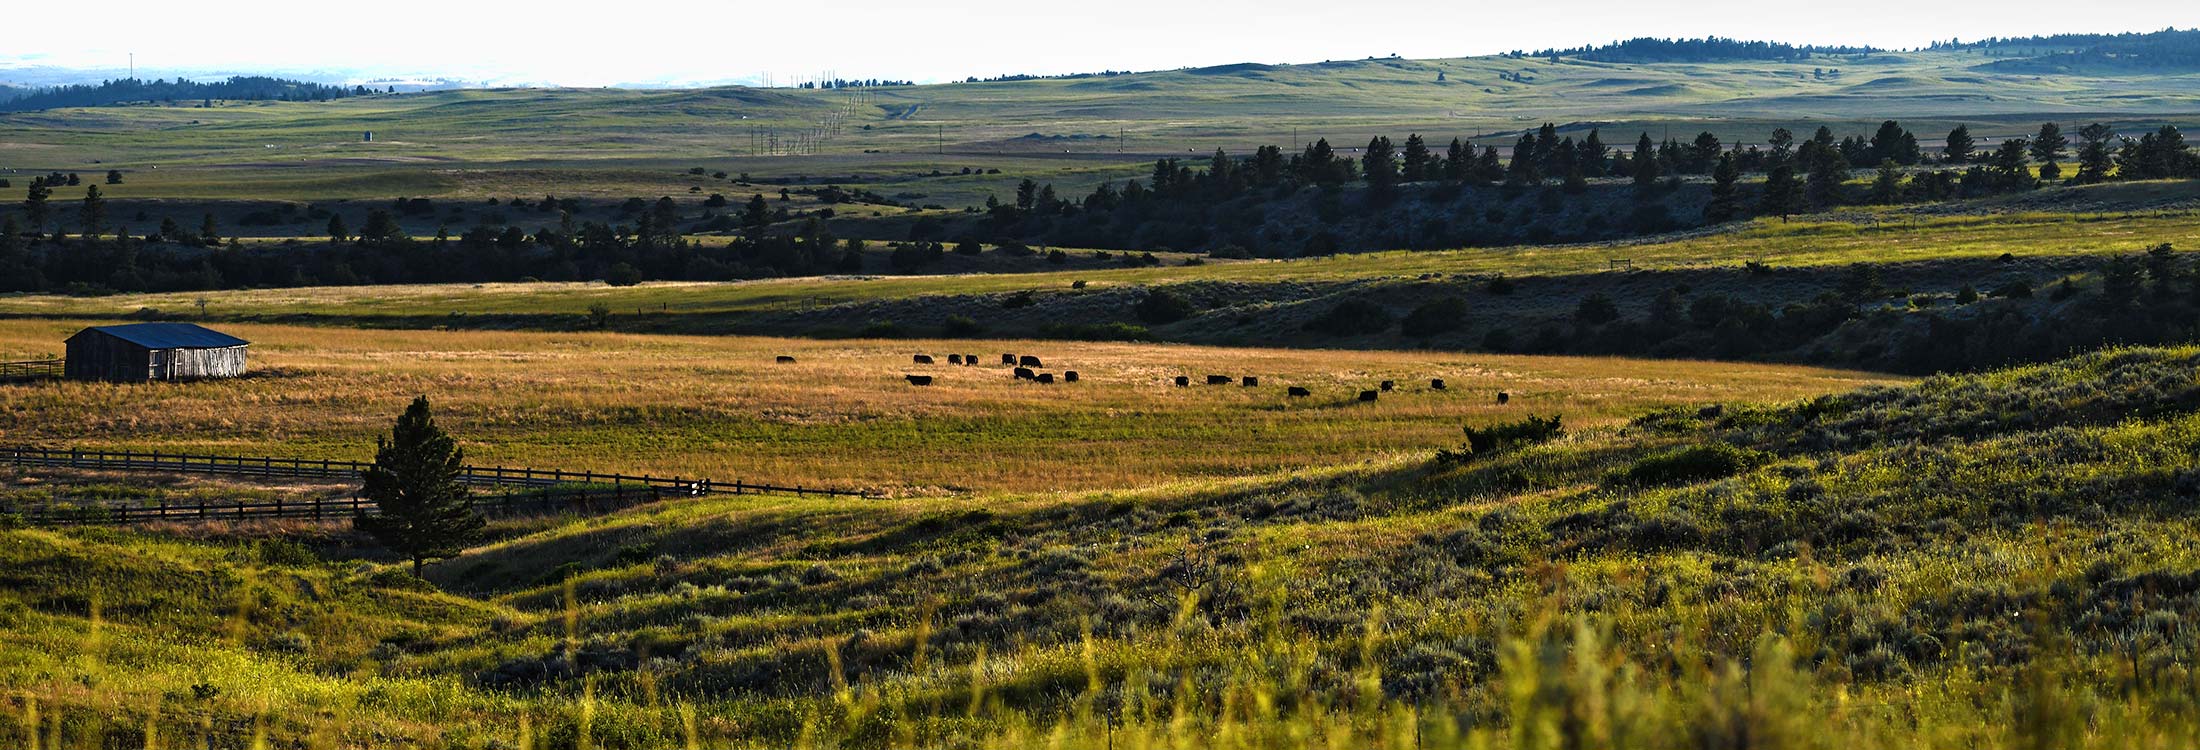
[0,319,1897,494]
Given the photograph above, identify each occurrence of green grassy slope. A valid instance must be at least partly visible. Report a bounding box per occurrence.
[11,346,2200,746]
[3,47,2195,202]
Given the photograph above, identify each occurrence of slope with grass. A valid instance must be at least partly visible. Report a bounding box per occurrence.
[10,346,2200,747]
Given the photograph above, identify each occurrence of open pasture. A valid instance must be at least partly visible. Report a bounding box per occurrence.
[0,319,1894,494]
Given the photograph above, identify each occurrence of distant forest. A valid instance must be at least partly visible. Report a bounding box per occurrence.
[1528,37,1882,62]
[0,76,376,112]
[1935,28,2200,70]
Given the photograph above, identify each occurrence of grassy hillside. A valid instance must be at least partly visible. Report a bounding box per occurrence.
[3,46,2196,202]
[10,346,2200,747]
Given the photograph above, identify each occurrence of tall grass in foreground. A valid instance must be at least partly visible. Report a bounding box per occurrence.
[7,580,2199,749]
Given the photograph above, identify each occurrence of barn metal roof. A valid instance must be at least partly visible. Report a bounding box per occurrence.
[69,323,250,350]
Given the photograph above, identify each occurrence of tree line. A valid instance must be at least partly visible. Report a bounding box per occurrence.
[949,119,2198,256]
[1527,37,1882,62]
[0,76,378,112]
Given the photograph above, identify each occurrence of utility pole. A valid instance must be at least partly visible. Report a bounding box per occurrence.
[129,53,135,80]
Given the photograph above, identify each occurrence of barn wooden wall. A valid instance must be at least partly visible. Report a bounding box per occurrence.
[64,334,247,382]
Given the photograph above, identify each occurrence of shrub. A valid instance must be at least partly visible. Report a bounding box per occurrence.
[1574,293,1620,326]
[604,263,645,287]
[1457,414,1565,457]
[859,320,904,338]
[1135,288,1194,324]
[1038,322,1155,341]
[1617,442,1767,487]
[1305,299,1393,336]
[942,315,983,337]
[1401,297,1469,337]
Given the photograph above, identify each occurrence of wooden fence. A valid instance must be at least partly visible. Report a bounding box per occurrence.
[0,359,63,383]
[0,446,874,499]
[2,485,671,527]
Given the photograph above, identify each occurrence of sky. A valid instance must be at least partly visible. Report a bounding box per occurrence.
[6,0,2199,87]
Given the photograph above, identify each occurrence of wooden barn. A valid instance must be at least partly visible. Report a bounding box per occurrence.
[64,323,250,382]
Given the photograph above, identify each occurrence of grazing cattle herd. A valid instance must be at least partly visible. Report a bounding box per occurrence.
[782,350,1514,405]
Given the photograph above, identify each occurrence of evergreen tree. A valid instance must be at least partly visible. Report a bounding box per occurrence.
[1506,134,1540,184]
[1869,120,1920,164]
[1362,136,1398,195]
[1944,124,1975,164]
[2076,123,2116,183]
[199,213,220,247]
[355,397,483,577]
[1579,129,1607,177]
[1443,138,1471,181]
[1767,128,1796,166]
[1759,164,1802,219]
[1400,134,1431,182]
[78,184,107,237]
[360,209,402,244]
[1705,152,1744,222]
[1805,146,1850,207]
[1473,146,1504,184]
[22,180,51,235]
[1990,137,2034,190]
[327,214,349,243]
[1631,133,1660,188]
[1871,159,1905,204]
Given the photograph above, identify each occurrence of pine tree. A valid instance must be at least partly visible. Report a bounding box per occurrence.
[1767,128,1795,166]
[1705,152,1744,222]
[1995,138,2033,189]
[1805,146,1849,207]
[327,214,349,243]
[356,397,484,577]
[1631,133,1660,189]
[1579,129,1607,177]
[200,213,220,247]
[1443,138,1470,181]
[2075,123,2116,184]
[1507,134,1540,184]
[1944,124,1975,164]
[78,185,107,237]
[1474,147,1504,184]
[1871,159,1905,204]
[1759,164,1801,220]
[22,181,51,235]
[1362,136,1398,195]
[1400,134,1431,182]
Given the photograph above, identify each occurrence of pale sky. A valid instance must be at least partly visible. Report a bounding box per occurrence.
[8,0,2199,87]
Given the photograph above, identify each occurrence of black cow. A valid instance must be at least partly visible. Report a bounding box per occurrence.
[775,355,796,364]
[1380,380,1395,392]
[1014,367,1036,380]
[1206,375,1232,385]
[948,354,964,365]
[1287,386,1311,397]
[1497,391,1511,405]
[965,354,979,366]
[1698,404,1725,419]
[1430,378,1446,390]
[1002,353,1018,365]
[1359,390,1379,402]
[914,354,935,364]
[1064,371,1080,382]
[1037,373,1056,384]
[1174,376,1190,386]
[1242,376,1259,387]
[1020,355,1044,368]
[905,375,934,386]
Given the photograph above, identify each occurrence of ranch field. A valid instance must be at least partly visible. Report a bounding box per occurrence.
[0,319,1891,494]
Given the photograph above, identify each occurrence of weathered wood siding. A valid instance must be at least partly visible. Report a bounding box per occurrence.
[64,332,151,382]
[165,346,248,380]
[64,331,247,382]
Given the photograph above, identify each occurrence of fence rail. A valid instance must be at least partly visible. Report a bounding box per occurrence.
[2,485,672,527]
[0,446,874,499]
[0,360,63,383]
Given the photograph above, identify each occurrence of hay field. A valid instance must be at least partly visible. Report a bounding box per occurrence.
[0,320,1894,494]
